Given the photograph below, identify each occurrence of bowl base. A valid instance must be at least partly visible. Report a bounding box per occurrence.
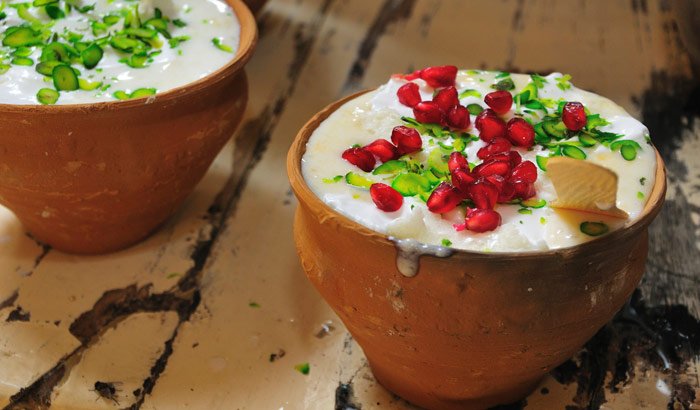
[369,358,541,410]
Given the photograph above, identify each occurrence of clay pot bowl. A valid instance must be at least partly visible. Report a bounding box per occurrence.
[288,91,667,410]
[0,0,257,254]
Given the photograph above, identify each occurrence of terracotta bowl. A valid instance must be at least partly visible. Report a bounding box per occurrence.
[288,91,667,410]
[0,0,257,254]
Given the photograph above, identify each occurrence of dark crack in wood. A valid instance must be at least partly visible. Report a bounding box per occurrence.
[341,0,416,94]
[0,291,18,311]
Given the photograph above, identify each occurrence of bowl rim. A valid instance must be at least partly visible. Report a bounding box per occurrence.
[0,0,257,112]
[287,89,668,261]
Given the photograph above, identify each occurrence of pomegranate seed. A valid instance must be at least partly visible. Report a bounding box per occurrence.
[397,82,421,108]
[512,180,536,200]
[509,151,522,167]
[420,65,458,88]
[434,86,459,112]
[562,101,587,131]
[342,147,376,172]
[506,118,535,147]
[448,152,469,174]
[391,126,422,155]
[474,108,495,130]
[427,183,463,214]
[447,105,471,130]
[477,137,511,159]
[497,180,516,202]
[370,183,404,212]
[451,168,475,195]
[406,70,422,80]
[473,159,511,178]
[476,113,507,142]
[364,139,398,163]
[463,208,502,233]
[510,161,538,183]
[484,90,513,115]
[413,101,445,125]
[468,178,499,209]
[484,174,507,193]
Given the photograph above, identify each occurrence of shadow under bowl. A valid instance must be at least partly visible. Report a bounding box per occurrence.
[287,91,667,410]
[0,0,258,255]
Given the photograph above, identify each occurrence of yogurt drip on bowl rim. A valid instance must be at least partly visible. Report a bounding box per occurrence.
[0,0,240,105]
[302,70,657,254]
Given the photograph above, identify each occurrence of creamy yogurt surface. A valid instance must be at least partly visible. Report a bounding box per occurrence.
[0,0,240,105]
[302,70,657,252]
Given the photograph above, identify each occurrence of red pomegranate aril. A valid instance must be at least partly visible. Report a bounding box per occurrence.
[509,150,522,167]
[370,183,403,212]
[404,70,422,81]
[476,113,507,142]
[397,82,421,108]
[463,208,502,233]
[475,108,495,129]
[512,180,536,200]
[562,101,587,131]
[420,65,458,88]
[497,181,516,202]
[448,152,469,174]
[451,168,475,195]
[477,137,511,159]
[391,126,422,155]
[342,147,376,172]
[510,160,538,183]
[468,178,499,209]
[473,159,511,178]
[484,90,513,115]
[434,86,459,112]
[413,101,445,125]
[506,117,535,147]
[364,139,398,163]
[427,182,463,214]
[447,105,471,130]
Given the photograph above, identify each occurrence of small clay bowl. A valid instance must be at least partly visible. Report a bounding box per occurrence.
[288,91,667,410]
[0,0,257,254]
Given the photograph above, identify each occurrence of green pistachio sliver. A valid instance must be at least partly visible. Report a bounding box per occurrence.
[45,4,65,19]
[373,160,407,175]
[345,172,373,189]
[0,64,10,75]
[110,35,142,52]
[534,122,550,143]
[535,155,549,171]
[458,89,481,99]
[36,60,65,76]
[562,145,586,160]
[620,144,637,161]
[81,44,103,69]
[144,17,168,31]
[391,173,431,197]
[168,35,190,48]
[518,208,533,215]
[78,78,102,91]
[0,11,6,21]
[125,27,158,39]
[41,42,72,62]
[541,120,567,140]
[173,18,187,27]
[12,56,34,66]
[212,37,233,53]
[521,198,547,208]
[129,88,157,99]
[491,77,515,91]
[578,133,597,147]
[36,88,59,105]
[466,103,483,116]
[52,64,79,91]
[103,14,121,25]
[580,221,609,237]
[33,0,59,6]
[2,27,43,48]
[13,47,33,57]
[113,90,129,100]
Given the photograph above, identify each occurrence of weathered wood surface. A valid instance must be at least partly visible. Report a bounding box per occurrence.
[0,0,698,409]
